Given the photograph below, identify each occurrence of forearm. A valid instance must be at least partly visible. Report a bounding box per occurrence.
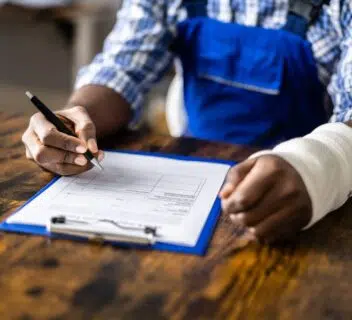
[67,85,132,138]
[250,121,352,228]
[69,0,177,138]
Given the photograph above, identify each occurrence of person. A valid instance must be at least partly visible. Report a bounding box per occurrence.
[22,0,352,242]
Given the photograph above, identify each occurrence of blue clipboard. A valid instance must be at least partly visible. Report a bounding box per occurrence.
[0,150,235,256]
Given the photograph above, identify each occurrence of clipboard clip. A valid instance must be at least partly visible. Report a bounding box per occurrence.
[47,215,158,245]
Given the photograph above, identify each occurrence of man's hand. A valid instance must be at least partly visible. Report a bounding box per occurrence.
[219,156,312,243]
[22,106,104,176]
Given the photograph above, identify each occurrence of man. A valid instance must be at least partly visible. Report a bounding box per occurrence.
[22,0,352,242]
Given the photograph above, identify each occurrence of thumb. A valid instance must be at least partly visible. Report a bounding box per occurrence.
[219,158,257,199]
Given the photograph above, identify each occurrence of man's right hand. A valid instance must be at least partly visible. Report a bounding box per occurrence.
[22,105,104,176]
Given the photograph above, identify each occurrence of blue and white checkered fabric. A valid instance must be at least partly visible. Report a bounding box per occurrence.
[75,0,352,125]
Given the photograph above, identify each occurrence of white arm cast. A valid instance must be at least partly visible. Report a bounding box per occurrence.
[249,123,352,229]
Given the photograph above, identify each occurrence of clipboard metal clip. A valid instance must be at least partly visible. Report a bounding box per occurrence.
[47,215,158,245]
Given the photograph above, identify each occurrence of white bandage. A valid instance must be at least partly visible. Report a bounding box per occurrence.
[249,123,352,229]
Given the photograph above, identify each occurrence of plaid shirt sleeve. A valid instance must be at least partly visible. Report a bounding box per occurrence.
[74,0,180,126]
[328,1,352,123]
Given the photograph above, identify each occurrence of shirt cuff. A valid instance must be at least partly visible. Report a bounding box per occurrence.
[329,108,352,123]
[75,66,145,128]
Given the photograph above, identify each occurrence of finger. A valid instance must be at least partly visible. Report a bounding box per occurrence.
[41,162,92,176]
[229,184,284,227]
[30,111,87,153]
[23,130,88,166]
[97,150,105,162]
[219,158,256,199]
[37,128,87,154]
[25,145,33,160]
[222,159,278,213]
[29,112,52,131]
[252,208,307,243]
[58,107,98,153]
[22,129,34,160]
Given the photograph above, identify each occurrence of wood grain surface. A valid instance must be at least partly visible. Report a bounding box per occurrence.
[0,112,351,320]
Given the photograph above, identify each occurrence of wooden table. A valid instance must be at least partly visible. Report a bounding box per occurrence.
[1,112,352,320]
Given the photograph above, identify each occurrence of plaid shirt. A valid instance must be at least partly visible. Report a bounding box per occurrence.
[75,0,352,124]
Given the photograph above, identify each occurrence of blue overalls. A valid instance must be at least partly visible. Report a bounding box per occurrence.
[172,0,328,147]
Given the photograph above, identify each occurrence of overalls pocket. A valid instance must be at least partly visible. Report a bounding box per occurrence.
[197,45,283,96]
[185,23,287,144]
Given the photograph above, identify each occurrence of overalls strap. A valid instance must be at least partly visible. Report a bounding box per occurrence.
[283,0,331,38]
[182,0,207,18]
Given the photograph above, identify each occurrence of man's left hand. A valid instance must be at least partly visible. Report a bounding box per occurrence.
[219,156,312,243]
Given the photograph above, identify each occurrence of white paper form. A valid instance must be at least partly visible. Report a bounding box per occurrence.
[7,152,231,247]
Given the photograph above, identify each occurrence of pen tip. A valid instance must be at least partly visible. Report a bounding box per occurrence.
[91,158,104,171]
[25,91,33,99]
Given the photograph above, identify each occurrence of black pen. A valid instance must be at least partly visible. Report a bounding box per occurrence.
[25,91,103,170]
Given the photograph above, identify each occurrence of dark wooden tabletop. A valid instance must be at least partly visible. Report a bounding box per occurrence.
[1,112,351,320]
